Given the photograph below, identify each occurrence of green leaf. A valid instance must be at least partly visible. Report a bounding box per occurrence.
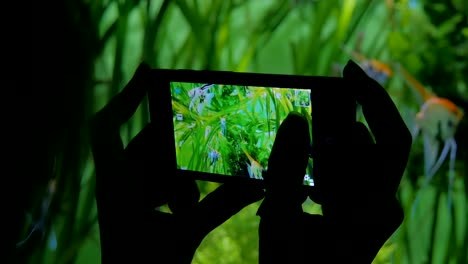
[462,27,468,38]
[337,0,357,42]
[387,31,410,54]
[436,14,464,38]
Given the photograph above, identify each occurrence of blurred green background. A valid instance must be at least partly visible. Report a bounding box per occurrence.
[12,0,467,263]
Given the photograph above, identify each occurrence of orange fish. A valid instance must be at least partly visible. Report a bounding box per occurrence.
[341,38,463,214]
[396,64,463,215]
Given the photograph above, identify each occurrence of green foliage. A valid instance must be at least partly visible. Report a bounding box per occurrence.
[171,82,311,179]
[17,0,467,263]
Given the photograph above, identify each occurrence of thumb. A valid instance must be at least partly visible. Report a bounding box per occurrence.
[257,112,310,217]
[265,111,311,189]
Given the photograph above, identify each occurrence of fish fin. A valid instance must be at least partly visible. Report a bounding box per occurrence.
[423,132,439,177]
[411,132,440,217]
[247,165,253,178]
[428,138,452,178]
[395,63,435,104]
[447,138,457,217]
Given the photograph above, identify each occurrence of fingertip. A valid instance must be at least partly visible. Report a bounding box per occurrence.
[278,112,310,144]
[133,61,151,85]
[343,59,388,109]
[285,111,305,119]
[268,111,310,175]
[342,60,371,95]
[343,60,365,79]
[137,61,151,73]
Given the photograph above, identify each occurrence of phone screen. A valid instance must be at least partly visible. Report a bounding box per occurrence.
[170,81,314,186]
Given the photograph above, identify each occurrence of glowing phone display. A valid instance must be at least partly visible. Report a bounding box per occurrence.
[170,81,314,186]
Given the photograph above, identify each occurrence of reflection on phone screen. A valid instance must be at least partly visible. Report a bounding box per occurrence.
[170,82,314,186]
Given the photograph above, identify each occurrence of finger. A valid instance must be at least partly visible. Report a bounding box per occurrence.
[343,60,412,194]
[125,123,156,160]
[314,122,375,205]
[125,123,201,209]
[258,112,310,216]
[343,60,411,149]
[189,181,264,237]
[122,124,171,207]
[266,112,311,188]
[92,62,151,134]
[348,121,376,188]
[126,123,174,170]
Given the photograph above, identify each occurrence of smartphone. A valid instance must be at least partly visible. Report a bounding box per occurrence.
[148,69,355,191]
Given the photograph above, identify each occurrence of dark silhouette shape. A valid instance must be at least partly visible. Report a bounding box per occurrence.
[91,60,411,263]
[90,63,264,263]
[257,60,412,263]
